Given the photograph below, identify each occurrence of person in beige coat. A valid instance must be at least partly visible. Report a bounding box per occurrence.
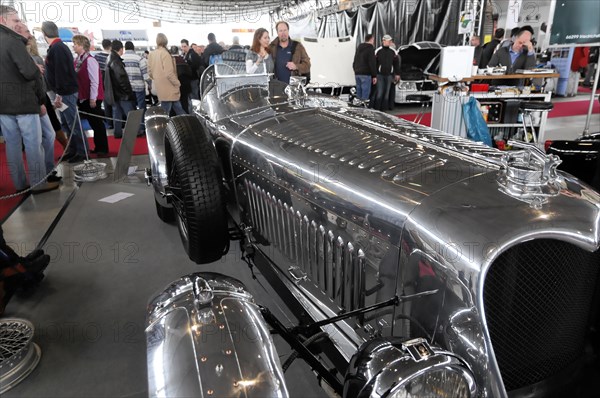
[148,33,186,115]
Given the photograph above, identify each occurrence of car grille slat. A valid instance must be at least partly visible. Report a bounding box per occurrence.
[245,181,367,314]
[333,236,344,307]
[318,225,327,292]
[484,240,600,391]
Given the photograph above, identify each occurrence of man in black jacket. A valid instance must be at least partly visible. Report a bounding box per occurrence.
[0,6,57,193]
[181,38,201,100]
[471,35,483,67]
[353,34,377,101]
[488,27,536,85]
[373,34,400,112]
[42,21,86,163]
[201,33,224,70]
[479,28,504,68]
[171,46,193,114]
[105,40,136,139]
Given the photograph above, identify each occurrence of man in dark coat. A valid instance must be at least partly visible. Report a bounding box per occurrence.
[105,40,136,138]
[43,20,87,163]
[479,28,504,68]
[353,33,377,101]
[1,6,58,193]
[471,35,483,68]
[229,36,243,50]
[373,34,400,112]
[488,27,536,85]
[201,33,224,70]
[171,46,194,114]
[181,38,201,99]
[489,28,536,72]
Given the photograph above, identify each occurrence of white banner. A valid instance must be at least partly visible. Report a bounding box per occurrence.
[289,13,318,39]
[301,36,356,87]
[101,29,148,41]
[505,0,522,31]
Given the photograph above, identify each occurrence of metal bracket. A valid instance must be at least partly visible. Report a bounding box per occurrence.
[295,289,439,335]
[259,306,344,395]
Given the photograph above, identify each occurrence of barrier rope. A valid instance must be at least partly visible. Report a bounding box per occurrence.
[0,108,139,200]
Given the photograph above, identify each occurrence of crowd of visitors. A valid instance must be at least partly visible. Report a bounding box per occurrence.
[0,5,314,200]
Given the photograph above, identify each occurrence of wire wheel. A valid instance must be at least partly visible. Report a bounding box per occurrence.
[0,319,41,394]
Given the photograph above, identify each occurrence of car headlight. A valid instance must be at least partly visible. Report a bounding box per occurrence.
[398,81,417,91]
[344,337,476,398]
[389,368,473,398]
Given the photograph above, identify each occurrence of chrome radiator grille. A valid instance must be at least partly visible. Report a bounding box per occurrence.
[483,240,600,392]
[245,180,367,312]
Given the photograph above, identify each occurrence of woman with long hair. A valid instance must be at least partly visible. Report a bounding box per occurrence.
[147,33,186,115]
[246,28,274,74]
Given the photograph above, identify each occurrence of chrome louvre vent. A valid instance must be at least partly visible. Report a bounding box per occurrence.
[245,181,367,313]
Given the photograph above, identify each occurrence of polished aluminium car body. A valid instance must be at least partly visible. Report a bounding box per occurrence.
[145,66,600,398]
[146,272,288,398]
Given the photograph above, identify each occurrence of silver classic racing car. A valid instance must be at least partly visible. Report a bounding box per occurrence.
[143,65,600,398]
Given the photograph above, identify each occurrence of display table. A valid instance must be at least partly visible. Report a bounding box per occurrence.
[431,91,553,144]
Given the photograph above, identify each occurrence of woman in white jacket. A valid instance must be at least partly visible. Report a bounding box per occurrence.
[245,28,274,75]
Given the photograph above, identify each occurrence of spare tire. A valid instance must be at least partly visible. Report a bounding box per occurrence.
[165,115,228,264]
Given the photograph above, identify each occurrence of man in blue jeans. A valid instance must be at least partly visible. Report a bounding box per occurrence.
[373,34,400,112]
[105,40,136,139]
[123,41,150,135]
[42,21,86,163]
[0,6,58,194]
[352,33,377,102]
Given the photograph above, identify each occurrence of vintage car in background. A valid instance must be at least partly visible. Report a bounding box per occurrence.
[143,65,600,398]
[394,41,441,103]
[546,133,600,192]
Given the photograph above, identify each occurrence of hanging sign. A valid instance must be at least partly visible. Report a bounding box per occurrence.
[458,11,473,35]
[549,0,600,45]
[505,0,522,31]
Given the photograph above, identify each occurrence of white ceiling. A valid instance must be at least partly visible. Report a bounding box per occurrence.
[93,0,302,24]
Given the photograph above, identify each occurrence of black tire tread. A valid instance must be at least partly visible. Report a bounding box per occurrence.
[166,115,228,264]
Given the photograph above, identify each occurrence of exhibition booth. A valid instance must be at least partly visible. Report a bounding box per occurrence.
[1,1,599,398]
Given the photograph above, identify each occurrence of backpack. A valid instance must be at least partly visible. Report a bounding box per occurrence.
[209,53,223,65]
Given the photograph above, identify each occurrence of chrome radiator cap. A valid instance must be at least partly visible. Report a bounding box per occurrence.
[496,141,563,208]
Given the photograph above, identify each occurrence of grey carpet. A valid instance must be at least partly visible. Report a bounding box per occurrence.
[3,176,326,397]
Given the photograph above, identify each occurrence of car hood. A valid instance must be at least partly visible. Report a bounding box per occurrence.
[397,41,442,74]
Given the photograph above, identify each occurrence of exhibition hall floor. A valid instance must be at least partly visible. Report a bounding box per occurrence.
[1,158,326,397]
[1,92,598,397]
